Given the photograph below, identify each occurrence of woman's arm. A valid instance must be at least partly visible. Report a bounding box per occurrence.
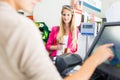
[46,26,62,51]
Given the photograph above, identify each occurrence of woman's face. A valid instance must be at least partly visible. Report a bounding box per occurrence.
[14,0,41,13]
[62,9,72,24]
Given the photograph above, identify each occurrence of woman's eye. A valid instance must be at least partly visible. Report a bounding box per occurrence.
[67,14,70,16]
[63,14,70,16]
[63,14,66,16]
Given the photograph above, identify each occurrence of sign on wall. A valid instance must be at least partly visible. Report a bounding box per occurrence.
[81,0,101,12]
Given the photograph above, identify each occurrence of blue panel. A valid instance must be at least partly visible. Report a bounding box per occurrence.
[81,33,94,35]
[83,2,101,12]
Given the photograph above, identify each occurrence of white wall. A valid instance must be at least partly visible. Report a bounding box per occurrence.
[33,0,70,30]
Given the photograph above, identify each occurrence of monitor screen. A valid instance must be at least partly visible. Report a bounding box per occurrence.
[91,26,120,67]
[86,22,120,79]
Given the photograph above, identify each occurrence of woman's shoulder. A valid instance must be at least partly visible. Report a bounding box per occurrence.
[51,26,59,31]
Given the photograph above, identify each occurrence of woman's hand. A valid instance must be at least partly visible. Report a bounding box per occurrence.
[57,44,63,50]
[64,48,70,53]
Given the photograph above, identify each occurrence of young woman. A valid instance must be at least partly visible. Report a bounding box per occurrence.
[46,5,79,58]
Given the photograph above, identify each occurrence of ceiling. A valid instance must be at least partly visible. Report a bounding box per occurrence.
[84,0,120,18]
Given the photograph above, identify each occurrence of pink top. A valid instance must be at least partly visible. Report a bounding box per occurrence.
[46,26,79,57]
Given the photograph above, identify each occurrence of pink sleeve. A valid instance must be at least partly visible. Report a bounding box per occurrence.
[46,26,59,51]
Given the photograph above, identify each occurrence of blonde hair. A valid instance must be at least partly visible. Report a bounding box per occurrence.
[57,5,78,46]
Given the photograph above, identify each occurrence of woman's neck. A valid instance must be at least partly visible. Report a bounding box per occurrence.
[64,26,70,35]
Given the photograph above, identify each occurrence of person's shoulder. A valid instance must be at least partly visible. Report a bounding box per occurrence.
[19,14,35,27]
[18,15,40,35]
[51,26,59,31]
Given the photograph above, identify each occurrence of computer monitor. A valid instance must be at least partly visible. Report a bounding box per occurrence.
[85,22,120,79]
